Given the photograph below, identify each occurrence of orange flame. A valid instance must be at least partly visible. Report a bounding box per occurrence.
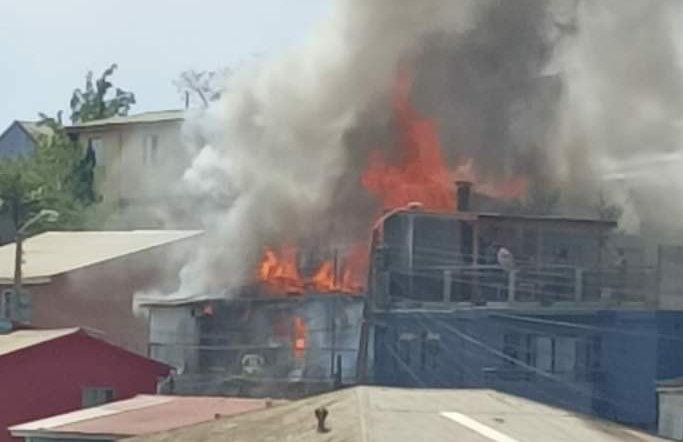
[258,245,367,295]
[362,69,528,213]
[308,244,368,294]
[362,70,454,212]
[257,246,304,295]
[292,316,307,360]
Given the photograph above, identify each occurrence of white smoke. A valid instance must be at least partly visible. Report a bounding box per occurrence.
[168,0,683,299]
[174,0,485,297]
[553,0,683,235]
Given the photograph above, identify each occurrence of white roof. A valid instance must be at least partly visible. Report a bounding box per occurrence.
[0,230,202,283]
[0,328,78,357]
[68,110,184,129]
[125,387,668,442]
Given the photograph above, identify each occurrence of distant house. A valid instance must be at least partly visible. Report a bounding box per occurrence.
[0,230,202,355]
[122,386,668,442]
[0,121,52,159]
[0,325,170,442]
[10,395,282,442]
[65,110,191,227]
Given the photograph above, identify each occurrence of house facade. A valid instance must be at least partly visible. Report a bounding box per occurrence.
[65,110,194,228]
[0,121,50,159]
[0,325,170,442]
[359,195,683,431]
[0,230,202,355]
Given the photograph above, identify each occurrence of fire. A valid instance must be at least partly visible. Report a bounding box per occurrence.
[257,245,367,295]
[308,244,368,294]
[257,246,304,295]
[362,69,528,212]
[362,70,454,212]
[292,316,307,360]
[255,69,529,297]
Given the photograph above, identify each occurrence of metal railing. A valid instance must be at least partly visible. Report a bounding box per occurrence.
[383,263,658,306]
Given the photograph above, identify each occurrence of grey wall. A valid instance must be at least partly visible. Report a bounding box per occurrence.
[0,122,36,159]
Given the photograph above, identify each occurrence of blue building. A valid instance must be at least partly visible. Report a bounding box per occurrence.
[0,121,51,159]
[359,185,683,431]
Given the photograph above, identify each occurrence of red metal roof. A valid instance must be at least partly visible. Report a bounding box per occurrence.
[11,395,283,438]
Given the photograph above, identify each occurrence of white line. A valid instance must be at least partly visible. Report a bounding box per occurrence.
[441,412,521,442]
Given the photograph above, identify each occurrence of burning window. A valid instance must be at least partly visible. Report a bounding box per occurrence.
[292,316,307,360]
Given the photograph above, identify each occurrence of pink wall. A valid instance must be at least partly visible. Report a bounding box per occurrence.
[0,331,170,442]
[0,239,193,355]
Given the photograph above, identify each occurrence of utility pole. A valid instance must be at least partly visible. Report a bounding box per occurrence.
[6,210,59,321]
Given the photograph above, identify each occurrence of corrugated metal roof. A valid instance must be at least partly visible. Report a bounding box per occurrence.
[67,110,184,130]
[0,328,79,358]
[10,395,284,438]
[0,230,202,283]
[124,387,668,442]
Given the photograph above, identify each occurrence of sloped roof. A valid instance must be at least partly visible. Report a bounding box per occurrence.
[10,395,284,439]
[0,230,202,283]
[125,386,666,442]
[68,110,184,130]
[0,328,78,357]
[17,121,54,141]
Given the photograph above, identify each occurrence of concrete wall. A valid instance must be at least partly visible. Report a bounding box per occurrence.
[73,120,191,226]
[659,390,683,440]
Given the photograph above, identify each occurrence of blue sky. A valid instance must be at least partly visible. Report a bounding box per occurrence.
[0,0,330,129]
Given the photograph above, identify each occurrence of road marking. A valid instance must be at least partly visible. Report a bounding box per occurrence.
[441,412,521,442]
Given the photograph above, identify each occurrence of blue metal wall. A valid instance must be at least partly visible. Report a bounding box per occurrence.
[370,309,683,430]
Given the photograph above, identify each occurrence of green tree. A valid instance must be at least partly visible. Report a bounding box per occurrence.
[0,64,136,237]
[70,63,136,124]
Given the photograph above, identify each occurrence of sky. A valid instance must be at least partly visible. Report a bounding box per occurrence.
[0,0,331,129]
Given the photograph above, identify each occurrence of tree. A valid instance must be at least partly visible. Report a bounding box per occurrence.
[174,69,230,108]
[70,63,136,124]
[0,64,135,237]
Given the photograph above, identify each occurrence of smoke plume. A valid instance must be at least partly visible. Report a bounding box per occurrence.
[175,0,484,296]
[172,0,683,297]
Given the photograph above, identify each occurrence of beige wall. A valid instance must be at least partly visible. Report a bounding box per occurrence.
[77,120,192,220]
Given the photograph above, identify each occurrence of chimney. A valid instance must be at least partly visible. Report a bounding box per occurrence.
[455,181,472,212]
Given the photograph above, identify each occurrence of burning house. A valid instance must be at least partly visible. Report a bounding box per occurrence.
[139,262,365,398]
[129,1,683,432]
[358,182,683,431]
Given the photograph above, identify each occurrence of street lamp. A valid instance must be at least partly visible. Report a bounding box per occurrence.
[6,209,59,320]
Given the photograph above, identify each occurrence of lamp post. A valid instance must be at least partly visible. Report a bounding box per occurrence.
[6,209,59,320]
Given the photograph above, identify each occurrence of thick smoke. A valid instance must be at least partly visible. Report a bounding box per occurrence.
[171,0,683,298]
[175,0,484,297]
[552,0,683,236]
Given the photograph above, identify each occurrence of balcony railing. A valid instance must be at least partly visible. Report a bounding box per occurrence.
[383,264,657,307]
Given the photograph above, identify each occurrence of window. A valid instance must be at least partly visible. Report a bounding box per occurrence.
[398,333,416,366]
[143,134,159,165]
[88,137,104,164]
[555,337,577,373]
[532,336,579,374]
[535,337,553,371]
[421,332,440,370]
[81,387,115,408]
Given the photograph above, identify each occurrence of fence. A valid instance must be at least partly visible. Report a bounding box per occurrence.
[384,263,658,306]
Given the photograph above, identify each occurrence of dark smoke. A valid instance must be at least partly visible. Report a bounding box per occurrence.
[160,0,683,299]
